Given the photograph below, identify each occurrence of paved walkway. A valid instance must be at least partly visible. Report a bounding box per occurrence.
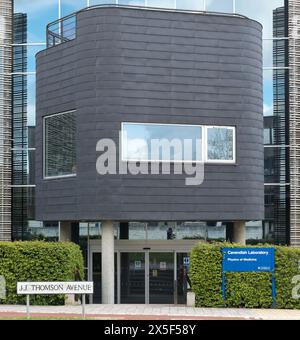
[0,304,300,320]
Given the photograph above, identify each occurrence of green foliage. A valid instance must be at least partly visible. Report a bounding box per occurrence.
[0,241,84,305]
[189,242,300,309]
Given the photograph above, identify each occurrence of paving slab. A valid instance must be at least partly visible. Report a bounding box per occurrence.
[0,305,299,320]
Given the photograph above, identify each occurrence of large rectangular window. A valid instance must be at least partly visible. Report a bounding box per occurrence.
[122,123,203,162]
[122,122,235,163]
[44,110,76,179]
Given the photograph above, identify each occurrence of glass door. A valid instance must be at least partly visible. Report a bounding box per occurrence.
[92,253,101,304]
[121,252,146,304]
[92,252,117,304]
[149,253,174,304]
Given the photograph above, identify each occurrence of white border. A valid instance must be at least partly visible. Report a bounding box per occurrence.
[205,126,236,164]
[121,122,236,164]
[43,110,77,180]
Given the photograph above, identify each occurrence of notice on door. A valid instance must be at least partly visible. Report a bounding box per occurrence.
[135,261,142,270]
[160,262,167,271]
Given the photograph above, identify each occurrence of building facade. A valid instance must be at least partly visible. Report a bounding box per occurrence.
[3,0,294,246]
[289,0,300,246]
[0,0,13,241]
[12,13,29,241]
[36,5,264,304]
[0,0,298,303]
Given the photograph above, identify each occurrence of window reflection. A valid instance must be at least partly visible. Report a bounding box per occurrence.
[90,0,117,5]
[119,0,145,5]
[44,111,76,178]
[122,123,202,162]
[207,127,234,161]
[147,0,175,9]
[176,0,204,11]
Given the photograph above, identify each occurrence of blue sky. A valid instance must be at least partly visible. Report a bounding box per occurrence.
[13,0,285,125]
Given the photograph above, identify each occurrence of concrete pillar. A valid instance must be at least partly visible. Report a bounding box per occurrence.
[101,221,115,304]
[59,222,72,242]
[59,221,80,305]
[232,221,246,245]
[59,222,79,243]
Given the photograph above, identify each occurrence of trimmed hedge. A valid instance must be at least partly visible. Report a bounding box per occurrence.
[190,243,300,309]
[0,241,84,305]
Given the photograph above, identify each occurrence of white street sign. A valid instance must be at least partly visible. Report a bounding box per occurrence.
[17,282,94,295]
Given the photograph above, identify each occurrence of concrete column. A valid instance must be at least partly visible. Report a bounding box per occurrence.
[232,221,246,245]
[59,221,80,305]
[59,222,72,242]
[102,221,115,304]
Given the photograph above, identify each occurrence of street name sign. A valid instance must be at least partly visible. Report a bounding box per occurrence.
[17,281,94,319]
[17,281,94,295]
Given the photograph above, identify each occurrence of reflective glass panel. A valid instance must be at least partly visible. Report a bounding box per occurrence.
[61,0,86,17]
[122,123,202,162]
[147,0,175,9]
[176,0,204,11]
[206,0,233,13]
[44,111,76,178]
[119,0,146,5]
[206,127,234,161]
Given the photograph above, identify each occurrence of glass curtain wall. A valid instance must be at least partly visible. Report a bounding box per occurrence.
[0,0,13,241]
[12,13,28,240]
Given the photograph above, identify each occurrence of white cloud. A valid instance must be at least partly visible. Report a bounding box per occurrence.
[264,103,273,117]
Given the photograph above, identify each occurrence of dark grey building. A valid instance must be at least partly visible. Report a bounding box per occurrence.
[36,6,263,304]
[36,7,263,222]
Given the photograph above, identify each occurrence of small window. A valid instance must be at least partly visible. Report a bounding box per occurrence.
[44,111,76,178]
[206,126,235,163]
[122,123,203,162]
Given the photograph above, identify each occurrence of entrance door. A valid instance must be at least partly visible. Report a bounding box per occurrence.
[91,250,189,304]
[148,253,174,304]
[121,252,145,303]
[92,253,118,304]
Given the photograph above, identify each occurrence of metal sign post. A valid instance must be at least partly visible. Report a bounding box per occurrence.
[17,281,94,319]
[26,295,30,319]
[222,248,276,308]
[82,294,86,319]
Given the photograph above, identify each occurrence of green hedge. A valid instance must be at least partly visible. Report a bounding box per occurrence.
[189,243,300,309]
[0,241,84,305]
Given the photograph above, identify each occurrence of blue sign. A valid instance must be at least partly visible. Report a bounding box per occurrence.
[221,248,276,307]
[183,257,190,267]
[222,248,275,272]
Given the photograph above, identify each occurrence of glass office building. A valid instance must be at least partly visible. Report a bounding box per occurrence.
[0,0,13,241]
[12,13,29,240]
[0,0,296,244]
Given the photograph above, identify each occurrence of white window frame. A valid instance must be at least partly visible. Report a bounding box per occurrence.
[204,126,236,164]
[121,122,236,164]
[43,110,77,180]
